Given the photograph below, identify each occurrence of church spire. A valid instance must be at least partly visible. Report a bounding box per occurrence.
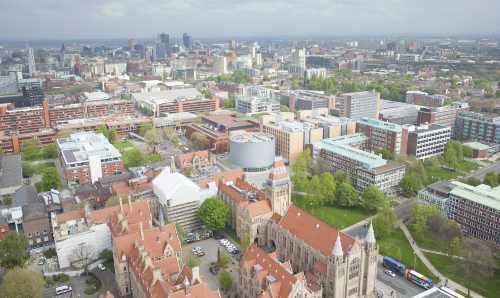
[365,221,376,244]
[332,232,343,257]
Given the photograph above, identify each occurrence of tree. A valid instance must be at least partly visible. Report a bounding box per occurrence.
[240,236,250,253]
[308,176,323,206]
[37,167,61,191]
[122,148,145,168]
[42,143,58,159]
[217,251,231,269]
[138,122,153,137]
[483,171,498,187]
[291,150,312,192]
[464,177,481,186]
[333,170,350,184]
[190,132,209,150]
[400,174,422,197]
[361,186,388,212]
[335,182,358,207]
[22,161,35,178]
[455,239,496,297]
[22,139,42,160]
[96,125,117,143]
[373,207,397,240]
[201,89,213,99]
[462,145,473,158]
[0,268,45,298]
[223,95,235,109]
[176,224,186,243]
[375,148,394,160]
[144,128,163,153]
[198,198,229,231]
[0,231,29,268]
[410,205,440,236]
[280,105,290,112]
[219,270,232,291]
[319,172,336,205]
[72,243,95,274]
[187,256,201,268]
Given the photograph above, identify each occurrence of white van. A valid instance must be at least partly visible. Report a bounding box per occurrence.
[55,285,73,295]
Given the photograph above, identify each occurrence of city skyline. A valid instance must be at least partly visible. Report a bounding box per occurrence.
[1,0,499,40]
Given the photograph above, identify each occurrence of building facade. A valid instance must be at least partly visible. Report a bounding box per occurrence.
[315,134,405,195]
[454,111,500,145]
[356,118,408,155]
[57,132,124,185]
[406,124,451,160]
[335,91,380,121]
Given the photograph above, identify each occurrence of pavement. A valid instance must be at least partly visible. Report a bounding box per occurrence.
[399,222,485,298]
[182,238,239,295]
[43,267,119,298]
[465,160,500,179]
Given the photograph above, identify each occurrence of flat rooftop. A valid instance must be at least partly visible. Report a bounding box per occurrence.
[230,132,274,144]
[315,134,387,170]
[133,88,203,105]
[358,117,403,133]
[450,181,500,210]
[57,132,121,165]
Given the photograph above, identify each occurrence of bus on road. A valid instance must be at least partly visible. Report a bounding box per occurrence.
[406,270,433,289]
[382,256,406,275]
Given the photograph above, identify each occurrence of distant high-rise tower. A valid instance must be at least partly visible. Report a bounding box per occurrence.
[182,33,192,49]
[27,48,36,77]
[145,46,156,63]
[128,39,137,51]
[229,39,237,50]
[156,33,170,59]
[291,48,306,69]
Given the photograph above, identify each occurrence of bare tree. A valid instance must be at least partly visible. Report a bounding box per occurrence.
[144,128,164,153]
[455,238,495,297]
[72,243,95,275]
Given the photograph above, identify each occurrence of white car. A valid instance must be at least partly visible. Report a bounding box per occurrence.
[384,269,396,277]
[98,263,106,271]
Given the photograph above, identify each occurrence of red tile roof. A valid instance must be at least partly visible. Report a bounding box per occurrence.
[277,205,354,257]
[241,244,310,298]
[55,209,85,225]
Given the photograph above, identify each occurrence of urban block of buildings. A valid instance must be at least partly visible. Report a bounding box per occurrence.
[418,181,500,244]
[314,134,405,194]
[57,132,124,185]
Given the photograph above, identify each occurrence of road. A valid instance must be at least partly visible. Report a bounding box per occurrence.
[465,160,500,179]
[376,262,424,298]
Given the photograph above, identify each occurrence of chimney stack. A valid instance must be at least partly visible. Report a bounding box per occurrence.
[140,221,144,241]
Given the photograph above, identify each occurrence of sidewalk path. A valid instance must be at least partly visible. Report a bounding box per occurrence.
[419,248,464,260]
[399,222,484,298]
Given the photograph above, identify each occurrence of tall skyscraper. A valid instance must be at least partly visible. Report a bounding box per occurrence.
[145,46,156,63]
[182,33,192,49]
[335,90,381,120]
[27,48,36,77]
[156,33,170,59]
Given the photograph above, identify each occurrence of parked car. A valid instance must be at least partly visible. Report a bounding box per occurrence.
[384,269,396,277]
[213,231,225,240]
[98,263,106,271]
[209,264,219,275]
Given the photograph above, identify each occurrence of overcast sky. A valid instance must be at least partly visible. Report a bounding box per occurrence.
[1,0,499,40]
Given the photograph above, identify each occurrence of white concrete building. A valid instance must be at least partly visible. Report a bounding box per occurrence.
[152,167,211,231]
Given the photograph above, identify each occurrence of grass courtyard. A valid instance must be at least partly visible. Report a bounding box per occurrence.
[292,195,372,230]
[424,253,500,298]
[378,228,440,283]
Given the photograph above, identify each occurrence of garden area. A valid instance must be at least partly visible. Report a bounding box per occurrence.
[407,204,500,297]
[377,228,439,283]
[22,161,61,192]
[399,140,479,197]
[424,253,500,298]
[292,194,372,230]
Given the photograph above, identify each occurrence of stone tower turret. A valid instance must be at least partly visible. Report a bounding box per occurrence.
[266,156,291,216]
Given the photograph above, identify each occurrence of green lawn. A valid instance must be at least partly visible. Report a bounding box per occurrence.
[408,226,450,253]
[378,228,440,283]
[424,253,500,298]
[425,165,460,185]
[145,153,162,164]
[112,139,133,151]
[292,195,372,230]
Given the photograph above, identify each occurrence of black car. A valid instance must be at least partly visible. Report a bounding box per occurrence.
[209,265,220,275]
[213,231,225,240]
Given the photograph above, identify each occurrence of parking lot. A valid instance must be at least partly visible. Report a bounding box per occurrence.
[182,238,240,292]
[376,263,425,298]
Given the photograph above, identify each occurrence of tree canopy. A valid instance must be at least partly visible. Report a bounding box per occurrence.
[361,186,388,212]
[335,182,358,207]
[190,132,209,150]
[219,270,233,291]
[0,268,45,298]
[0,231,29,268]
[198,198,229,231]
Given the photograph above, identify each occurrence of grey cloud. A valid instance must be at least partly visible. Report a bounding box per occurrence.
[0,0,499,40]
